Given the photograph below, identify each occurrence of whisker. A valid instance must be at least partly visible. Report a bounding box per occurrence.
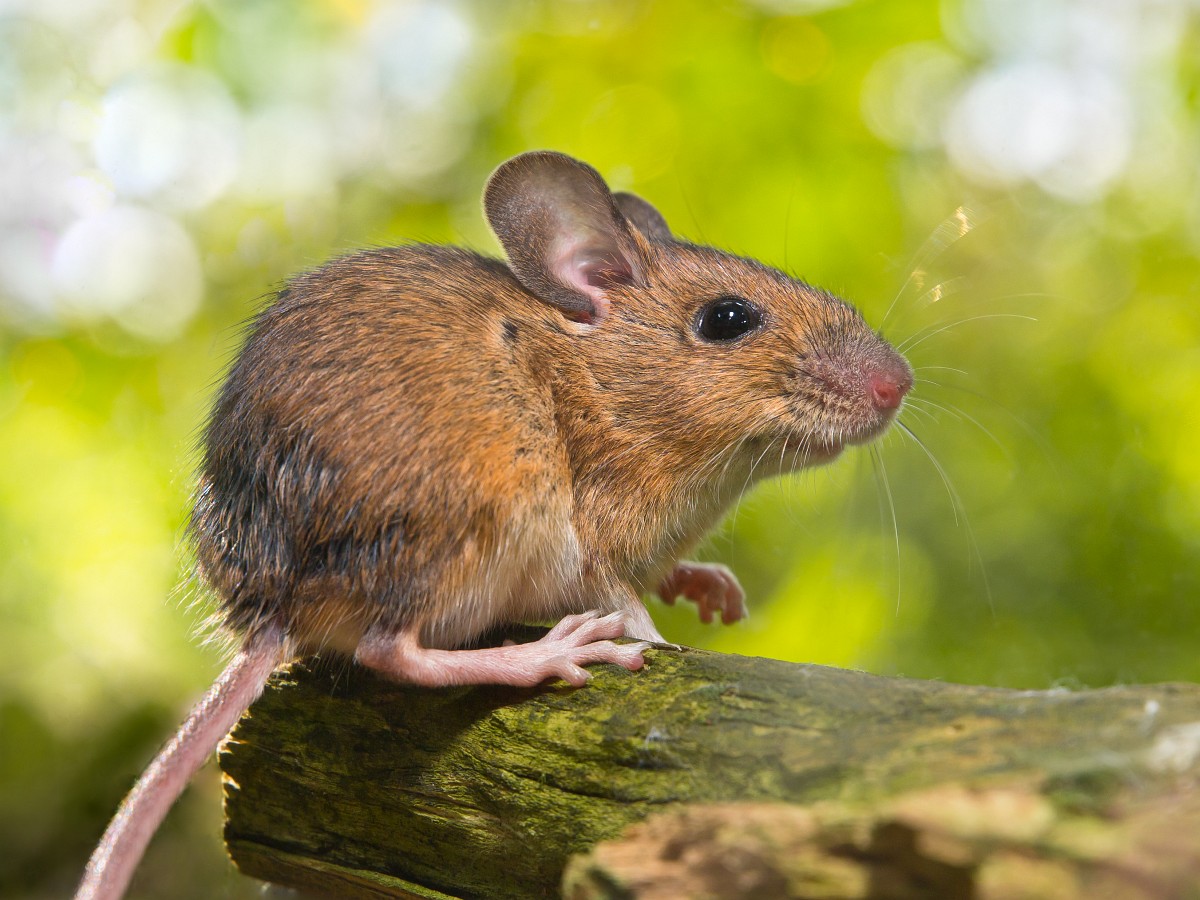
[908,396,1013,463]
[914,375,1061,483]
[676,172,709,246]
[906,395,961,422]
[870,445,903,615]
[899,313,1038,354]
[881,205,982,331]
[901,402,939,426]
[897,421,994,614]
[730,436,781,527]
[913,365,969,377]
[782,172,803,273]
[695,431,757,513]
[912,274,969,310]
[898,422,959,527]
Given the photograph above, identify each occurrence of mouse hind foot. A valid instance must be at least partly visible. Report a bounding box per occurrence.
[356,611,649,689]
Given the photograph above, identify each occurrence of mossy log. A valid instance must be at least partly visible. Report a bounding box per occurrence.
[220,642,1200,899]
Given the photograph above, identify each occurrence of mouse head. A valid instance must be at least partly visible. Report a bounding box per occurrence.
[485,151,912,480]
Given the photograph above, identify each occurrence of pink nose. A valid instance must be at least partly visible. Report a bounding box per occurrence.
[870,373,908,411]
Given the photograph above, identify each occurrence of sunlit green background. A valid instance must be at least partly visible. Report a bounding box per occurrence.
[3,0,1199,896]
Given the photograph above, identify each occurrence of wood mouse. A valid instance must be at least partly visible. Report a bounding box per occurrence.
[76,150,912,899]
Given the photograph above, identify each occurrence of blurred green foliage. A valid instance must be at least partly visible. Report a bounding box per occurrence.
[2,0,1199,896]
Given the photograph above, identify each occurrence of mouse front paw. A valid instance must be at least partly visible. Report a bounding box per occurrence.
[657,561,747,625]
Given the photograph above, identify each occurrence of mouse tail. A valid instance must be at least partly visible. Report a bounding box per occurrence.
[75,621,287,900]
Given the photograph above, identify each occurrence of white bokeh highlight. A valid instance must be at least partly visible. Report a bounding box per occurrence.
[52,205,203,340]
[94,64,242,211]
[0,0,483,341]
[236,104,336,202]
[863,0,1193,201]
[943,61,1132,199]
[368,1,474,110]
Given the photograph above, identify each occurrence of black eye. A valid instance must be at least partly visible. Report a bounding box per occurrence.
[695,296,763,342]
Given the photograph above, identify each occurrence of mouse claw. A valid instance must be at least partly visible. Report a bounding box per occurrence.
[626,640,653,660]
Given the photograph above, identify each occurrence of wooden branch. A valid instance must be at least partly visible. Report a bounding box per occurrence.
[220,643,1200,899]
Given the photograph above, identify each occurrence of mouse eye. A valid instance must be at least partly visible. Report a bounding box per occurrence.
[695,296,763,343]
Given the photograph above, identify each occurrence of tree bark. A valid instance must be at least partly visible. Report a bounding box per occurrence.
[220,643,1200,899]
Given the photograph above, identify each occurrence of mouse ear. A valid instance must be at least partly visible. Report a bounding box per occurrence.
[484,151,646,322]
[614,192,672,243]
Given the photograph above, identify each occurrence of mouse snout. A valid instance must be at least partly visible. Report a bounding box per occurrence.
[799,345,912,413]
[869,367,911,412]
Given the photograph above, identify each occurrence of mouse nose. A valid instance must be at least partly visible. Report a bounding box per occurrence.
[869,371,910,411]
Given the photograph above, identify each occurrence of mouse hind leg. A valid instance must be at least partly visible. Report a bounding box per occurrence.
[356,611,649,688]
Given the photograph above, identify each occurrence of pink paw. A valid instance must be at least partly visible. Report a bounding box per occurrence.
[657,562,747,625]
[533,611,650,687]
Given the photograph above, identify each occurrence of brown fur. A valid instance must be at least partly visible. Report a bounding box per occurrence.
[191,153,911,655]
[82,151,914,900]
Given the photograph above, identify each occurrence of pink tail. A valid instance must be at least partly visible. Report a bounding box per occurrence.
[75,624,284,900]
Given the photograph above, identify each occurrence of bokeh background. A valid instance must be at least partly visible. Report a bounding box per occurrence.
[3,0,1199,896]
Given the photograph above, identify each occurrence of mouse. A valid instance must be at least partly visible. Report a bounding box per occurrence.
[76,150,912,899]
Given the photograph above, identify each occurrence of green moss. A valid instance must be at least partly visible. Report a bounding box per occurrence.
[223,650,1200,898]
